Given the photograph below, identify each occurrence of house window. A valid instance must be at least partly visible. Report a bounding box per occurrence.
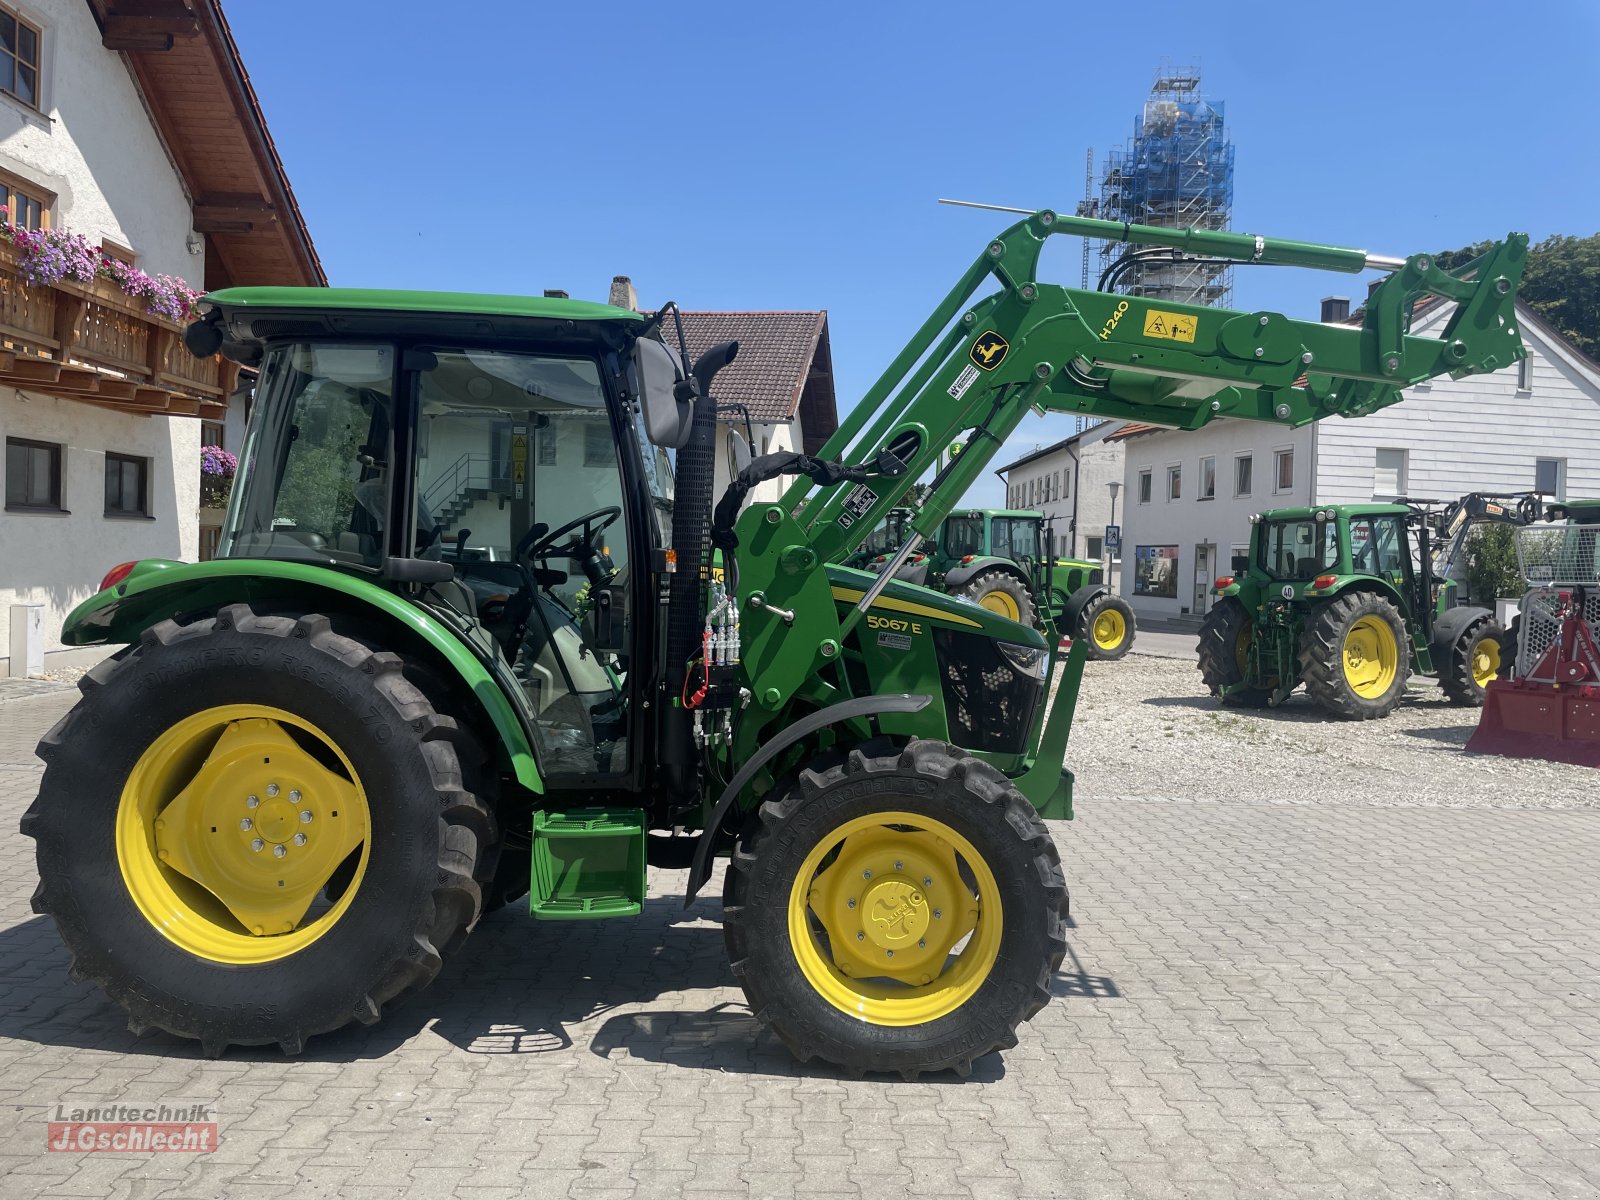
[583,420,613,468]
[101,239,137,267]
[1373,448,1408,499]
[1167,464,1181,501]
[1137,469,1152,504]
[1274,447,1295,493]
[0,168,50,230]
[1535,457,1566,501]
[0,6,41,111]
[1086,535,1104,559]
[105,452,150,517]
[1234,454,1253,497]
[5,436,63,511]
[200,419,225,450]
[1199,456,1216,500]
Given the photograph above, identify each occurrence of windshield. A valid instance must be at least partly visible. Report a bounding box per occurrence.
[944,515,984,557]
[860,511,908,557]
[1259,518,1338,581]
[992,517,1039,562]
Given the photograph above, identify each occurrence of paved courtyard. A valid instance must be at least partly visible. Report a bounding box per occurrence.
[2,675,1598,1198]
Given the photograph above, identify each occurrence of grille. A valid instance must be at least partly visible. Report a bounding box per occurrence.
[1515,586,1600,681]
[1516,524,1600,585]
[933,630,1043,755]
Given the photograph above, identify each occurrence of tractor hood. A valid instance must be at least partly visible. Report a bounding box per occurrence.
[824,564,1047,645]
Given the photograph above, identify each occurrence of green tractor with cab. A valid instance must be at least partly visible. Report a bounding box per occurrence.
[854,507,1136,660]
[1198,494,1540,718]
[20,209,1531,1074]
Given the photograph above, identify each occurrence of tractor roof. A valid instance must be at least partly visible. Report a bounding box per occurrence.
[201,286,646,325]
[951,508,1043,520]
[1258,503,1411,520]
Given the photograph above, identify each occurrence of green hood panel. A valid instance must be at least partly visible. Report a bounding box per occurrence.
[62,559,542,794]
[825,564,1047,646]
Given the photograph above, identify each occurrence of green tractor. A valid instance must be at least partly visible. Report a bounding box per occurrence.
[1198,493,1541,718]
[22,210,1529,1073]
[853,507,1135,659]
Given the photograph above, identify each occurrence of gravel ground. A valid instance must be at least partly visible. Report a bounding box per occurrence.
[1063,652,1598,810]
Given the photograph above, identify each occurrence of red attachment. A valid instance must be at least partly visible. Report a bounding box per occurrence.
[961,555,974,565]
[98,562,138,592]
[1468,595,1600,767]
[1312,574,1338,589]
[1214,576,1234,589]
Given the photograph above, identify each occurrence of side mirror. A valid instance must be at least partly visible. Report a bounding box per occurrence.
[1231,554,1250,574]
[726,428,752,477]
[628,337,693,448]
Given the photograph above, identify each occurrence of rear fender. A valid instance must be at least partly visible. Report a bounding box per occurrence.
[1059,583,1109,636]
[941,557,1024,591]
[60,558,543,793]
[1431,604,1496,663]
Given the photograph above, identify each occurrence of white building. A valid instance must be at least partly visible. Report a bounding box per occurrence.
[1115,299,1600,624]
[995,421,1126,577]
[0,0,321,673]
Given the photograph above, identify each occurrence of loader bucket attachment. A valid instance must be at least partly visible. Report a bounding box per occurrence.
[1467,680,1600,768]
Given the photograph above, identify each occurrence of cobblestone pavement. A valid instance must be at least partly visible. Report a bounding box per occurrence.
[2,680,1598,1198]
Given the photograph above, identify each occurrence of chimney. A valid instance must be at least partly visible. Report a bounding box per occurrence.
[1320,296,1351,323]
[609,275,638,311]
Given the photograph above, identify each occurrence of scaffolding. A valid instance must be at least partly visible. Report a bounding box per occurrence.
[1096,67,1235,308]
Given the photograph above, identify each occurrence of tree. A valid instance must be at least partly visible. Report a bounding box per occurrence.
[1435,233,1600,358]
[1463,523,1524,604]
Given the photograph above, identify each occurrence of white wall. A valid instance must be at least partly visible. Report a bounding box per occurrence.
[1314,304,1600,505]
[0,1,204,666]
[1119,421,1314,621]
[998,425,1124,576]
[713,417,799,509]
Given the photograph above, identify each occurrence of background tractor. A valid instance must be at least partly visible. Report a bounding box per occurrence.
[23,211,1529,1074]
[1198,493,1541,718]
[855,508,1136,659]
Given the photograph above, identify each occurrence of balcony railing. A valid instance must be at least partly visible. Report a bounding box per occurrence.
[0,241,233,419]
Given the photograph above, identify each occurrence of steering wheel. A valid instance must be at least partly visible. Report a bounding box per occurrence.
[515,506,622,563]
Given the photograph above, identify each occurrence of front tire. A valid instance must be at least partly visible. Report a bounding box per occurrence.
[1197,596,1271,708]
[723,740,1067,1079]
[1299,592,1410,719]
[22,605,489,1056]
[1079,593,1135,661]
[953,570,1037,627]
[1440,617,1504,706]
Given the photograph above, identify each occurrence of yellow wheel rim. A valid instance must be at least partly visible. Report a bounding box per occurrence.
[1234,624,1253,675]
[787,811,1002,1027]
[1472,637,1501,688]
[977,590,1021,621]
[1092,607,1126,650]
[1342,615,1400,699]
[116,704,371,964]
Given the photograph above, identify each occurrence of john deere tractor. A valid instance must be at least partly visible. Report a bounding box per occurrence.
[854,507,1135,659]
[1198,493,1541,718]
[24,211,1529,1074]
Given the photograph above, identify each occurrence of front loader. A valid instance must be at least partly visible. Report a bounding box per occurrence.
[24,211,1529,1076]
[1199,493,1542,718]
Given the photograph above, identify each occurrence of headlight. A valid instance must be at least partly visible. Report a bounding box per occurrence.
[997,641,1048,680]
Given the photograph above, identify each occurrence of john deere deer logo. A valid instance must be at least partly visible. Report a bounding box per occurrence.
[969,331,1009,371]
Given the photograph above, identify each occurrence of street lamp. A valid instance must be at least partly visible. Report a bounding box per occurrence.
[1106,480,1121,578]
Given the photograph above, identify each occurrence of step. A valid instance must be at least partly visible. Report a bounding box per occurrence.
[529,807,646,920]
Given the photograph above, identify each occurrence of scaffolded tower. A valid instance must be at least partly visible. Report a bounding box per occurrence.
[1097,68,1235,307]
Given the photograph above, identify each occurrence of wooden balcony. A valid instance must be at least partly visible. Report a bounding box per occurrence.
[0,241,234,420]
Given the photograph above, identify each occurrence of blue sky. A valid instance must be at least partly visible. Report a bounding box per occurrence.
[230,0,1598,507]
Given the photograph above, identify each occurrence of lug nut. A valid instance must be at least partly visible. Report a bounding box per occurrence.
[918,939,927,949]
[251,838,265,852]
[923,876,933,887]
[246,795,259,808]
[862,869,872,880]
[299,810,313,824]
[239,818,253,831]
[886,949,894,958]
[273,844,287,859]
[856,931,865,942]
[289,789,301,802]
[293,832,308,846]
[933,909,942,920]
[846,898,857,909]
[893,860,903,871]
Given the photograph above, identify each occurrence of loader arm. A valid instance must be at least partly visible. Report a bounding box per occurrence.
[725,208,1527,715]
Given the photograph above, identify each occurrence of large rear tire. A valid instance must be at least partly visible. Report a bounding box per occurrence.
[1440,617,1504,706]
[1197,596,1271,708]
[1299,592,1410,719]
[953,570,1037,627]
[1079,593,1135,661]
[22,605,489,1056]
[723,740,1067,1079]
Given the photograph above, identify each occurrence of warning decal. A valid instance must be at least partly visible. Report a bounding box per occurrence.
[948,363,980,399]
[1142,309,1198,344]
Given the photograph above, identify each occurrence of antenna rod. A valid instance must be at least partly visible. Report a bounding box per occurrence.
[937,198,1036,215]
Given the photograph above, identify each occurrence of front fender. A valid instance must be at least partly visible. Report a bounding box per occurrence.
[62,558,543,794]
